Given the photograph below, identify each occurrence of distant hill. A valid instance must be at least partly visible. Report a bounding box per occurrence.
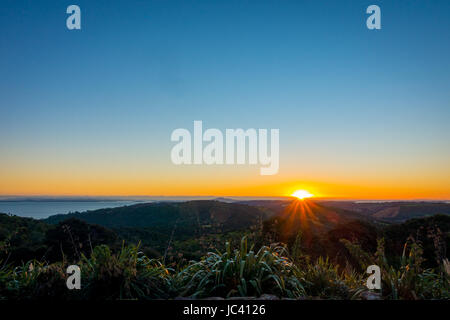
[43,200,275,259]
[45,200,274,234]
[236,200,291,215]
[213,197,237,203]
[262,199,369,237]
[319,201,450,222]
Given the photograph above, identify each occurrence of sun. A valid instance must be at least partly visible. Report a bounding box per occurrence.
[291,190,314,200]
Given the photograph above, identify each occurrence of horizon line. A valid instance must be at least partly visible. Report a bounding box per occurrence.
[0,195,449,202]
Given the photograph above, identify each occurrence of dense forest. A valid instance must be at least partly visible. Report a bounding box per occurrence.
[0,200,449,300]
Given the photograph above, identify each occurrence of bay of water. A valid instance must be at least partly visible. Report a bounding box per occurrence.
[0,201,142,219]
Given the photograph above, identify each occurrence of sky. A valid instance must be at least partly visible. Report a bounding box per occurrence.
[1,0,450,199]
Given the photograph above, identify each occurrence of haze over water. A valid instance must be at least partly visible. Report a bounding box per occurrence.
[0,201,142,219]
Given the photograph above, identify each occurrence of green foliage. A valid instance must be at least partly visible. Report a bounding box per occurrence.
[384,215,450,268]
[80,243,173,299]
[341,237,450,299]
[45,218,119,263]
[0,236,449,300]
[0,260,74,300]
[176,237,305,299]
[298,257,366,299]
[0,244,173,300]
[0,214,50,264]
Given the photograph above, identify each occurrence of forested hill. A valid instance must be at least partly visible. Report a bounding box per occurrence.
[44,200,274,232]
[319,201,450,222]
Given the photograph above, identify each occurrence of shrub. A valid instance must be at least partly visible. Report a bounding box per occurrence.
[80,243,173,299]
[341,237,450,299]
[298,257,366,299]
[177,237,305,298]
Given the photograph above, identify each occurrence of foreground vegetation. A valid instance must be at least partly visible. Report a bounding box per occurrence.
[1,201,449,300]
[0,236,448,300]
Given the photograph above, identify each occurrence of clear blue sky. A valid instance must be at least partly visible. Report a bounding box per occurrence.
[1,0,449,198]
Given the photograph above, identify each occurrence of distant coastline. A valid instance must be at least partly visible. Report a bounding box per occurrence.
[0,200,144,219]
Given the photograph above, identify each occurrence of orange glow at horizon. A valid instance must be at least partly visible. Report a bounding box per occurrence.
[1,166,450,200]
[0,178,450,200]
